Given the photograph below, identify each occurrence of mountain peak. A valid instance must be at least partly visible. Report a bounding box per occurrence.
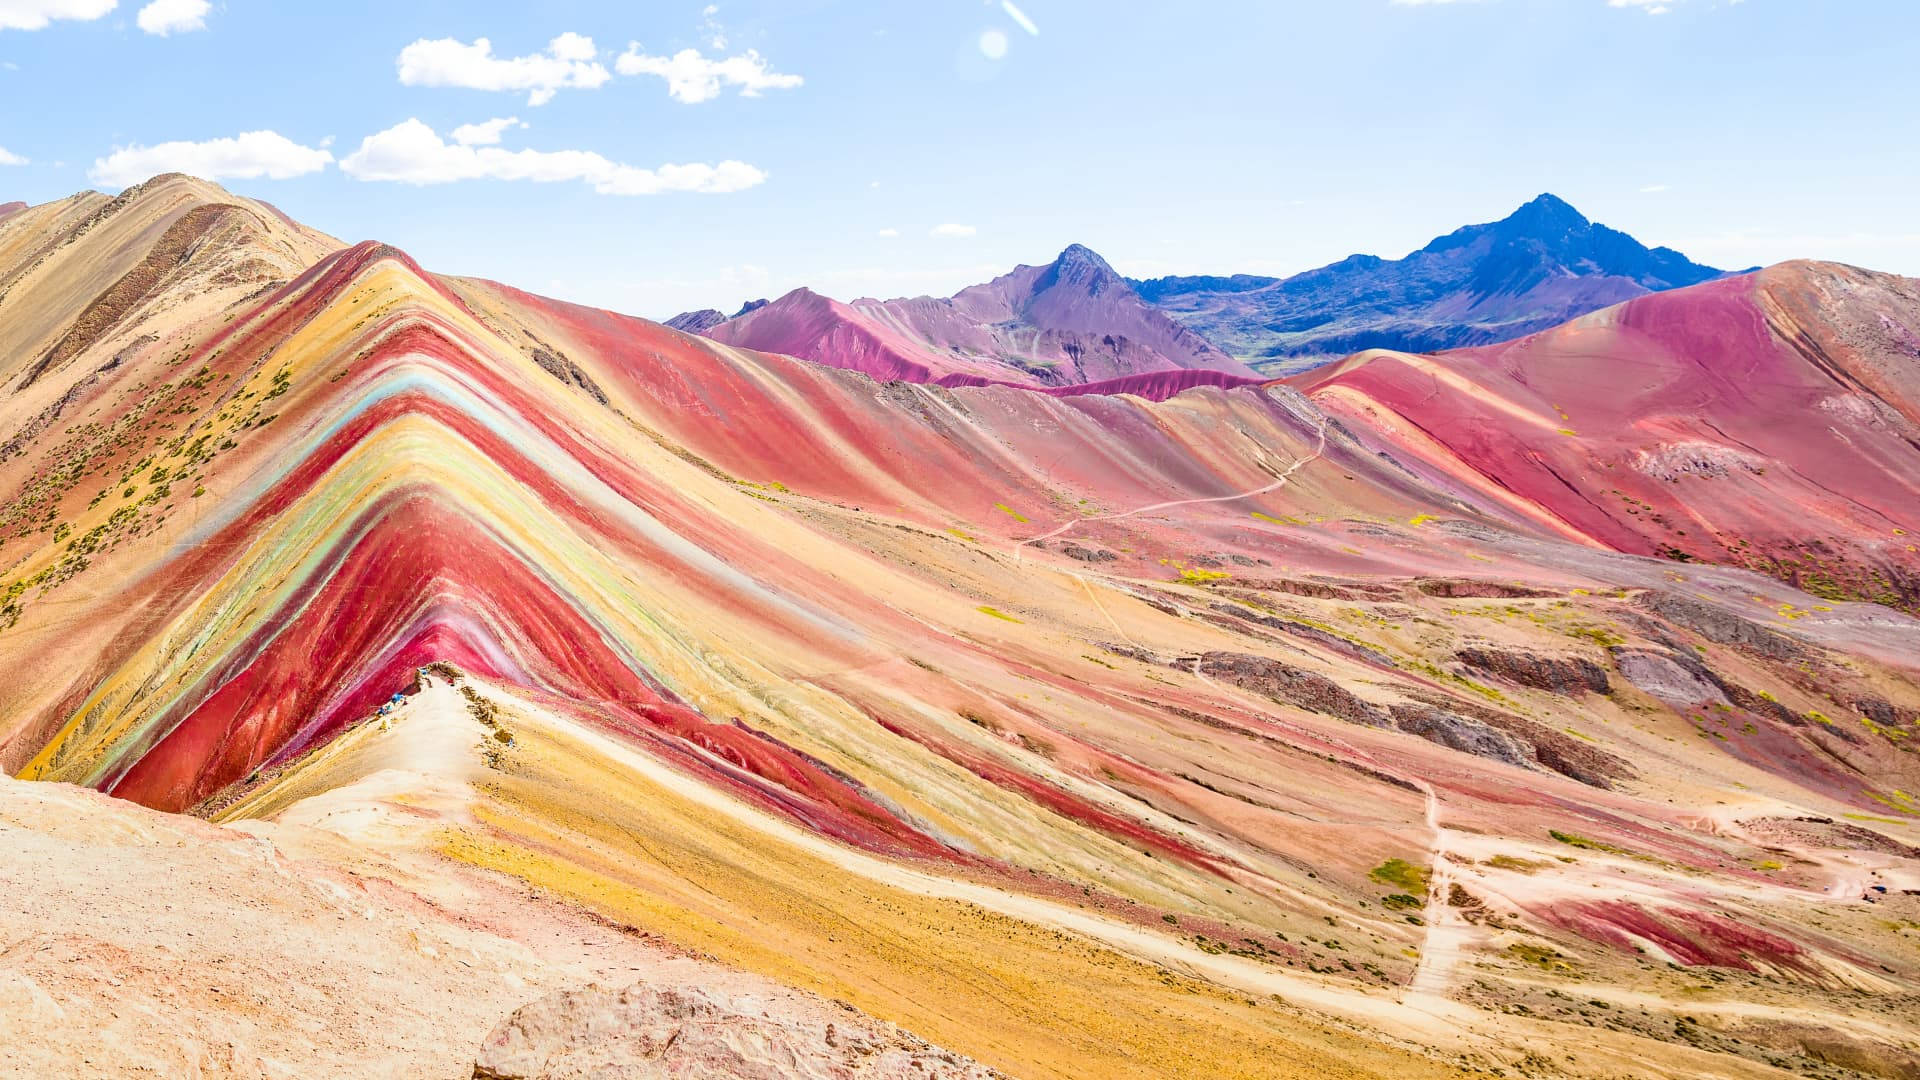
[1136,196,1726,367]
[1499,193,1590,235]
[1038,243,1126,297]
[1056,242,1110,266]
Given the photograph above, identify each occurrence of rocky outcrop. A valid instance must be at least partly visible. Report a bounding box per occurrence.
[1636,591,1807,661]
[1611,648,1729,708]
[1232,577,1401,602]
[664,308,726,334]
[1399,690,1635,789]
[1387,704,1533,769]
[1413,578,1562,599]
[1854,697,1920,729]
[529,345,609,406]
[1206,603,1395,667]
[1192,651,1632,783]
[473,983,999,1080]
[1610,645,1825,732]
[1196,652,1389,726]
[1456,646,1609,695]
[1060,543,1118,563]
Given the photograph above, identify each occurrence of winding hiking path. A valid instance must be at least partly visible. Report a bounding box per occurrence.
[1018,414,1329,551]
[1004,398,1469,1000]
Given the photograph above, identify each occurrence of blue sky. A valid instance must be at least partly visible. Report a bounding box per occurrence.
[1,0,1916,318]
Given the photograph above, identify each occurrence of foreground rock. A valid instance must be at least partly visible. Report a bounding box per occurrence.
[474,983,999,1080]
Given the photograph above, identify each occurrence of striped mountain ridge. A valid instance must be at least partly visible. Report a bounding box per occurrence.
[2,177,1919,1079]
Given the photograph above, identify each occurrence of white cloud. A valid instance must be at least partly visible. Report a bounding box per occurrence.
[396,34,611,107]
[876,227,899,238]
[699,3,727,49]
[1001,1,1039,35]
[614,44,801,104]
[89,130,332,188]
[450,116,524,146]
[1639,183,1670,193]
[0,0,114,32]
[135,0,206,35]
[0,145,26,165]
[929,223,976,239]
[338,118,766,196]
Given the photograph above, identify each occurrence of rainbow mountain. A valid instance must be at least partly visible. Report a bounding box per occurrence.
[2,175,1919,1079]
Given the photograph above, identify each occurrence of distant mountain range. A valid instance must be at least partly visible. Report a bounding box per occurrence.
[672,194,1735,384]
[671,244,1258,393]
[1132,194,1734,372]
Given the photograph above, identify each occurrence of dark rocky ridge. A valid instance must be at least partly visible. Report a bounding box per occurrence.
[1131,194,1732,371]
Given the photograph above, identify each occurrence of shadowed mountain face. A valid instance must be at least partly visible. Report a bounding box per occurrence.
[1134,194,1730,372]
[4,178,1920,1080]
[681,243,1260,395]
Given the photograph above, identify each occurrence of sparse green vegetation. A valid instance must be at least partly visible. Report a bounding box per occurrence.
[1368,858,1430,894]
[1549,829,1634,856]
[1508,943,1571,970]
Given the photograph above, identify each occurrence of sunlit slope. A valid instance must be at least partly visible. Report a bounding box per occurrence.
[1294,263,1920,613]
[2,179,1918,1078]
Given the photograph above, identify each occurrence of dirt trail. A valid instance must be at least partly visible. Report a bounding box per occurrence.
[1019,409,1328,551]
[1406,782,1469,1000]
[1186,654,1465,1001]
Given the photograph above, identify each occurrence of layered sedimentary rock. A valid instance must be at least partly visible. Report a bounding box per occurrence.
[1294,262,1920,614]
[2,177,1919,1079]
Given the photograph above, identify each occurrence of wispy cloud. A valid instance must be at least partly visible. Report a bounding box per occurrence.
[1001,1,1039,35]
[1639,183,1670,193]
[89,130,332,188]
[929,223,977,239]
[614,44,801,104]
[699,3,727,49]
[339,118,766,196]
[135,0,207,36]
[876,227,899,238]
[0,145,27,166]
[396,33,610,106]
